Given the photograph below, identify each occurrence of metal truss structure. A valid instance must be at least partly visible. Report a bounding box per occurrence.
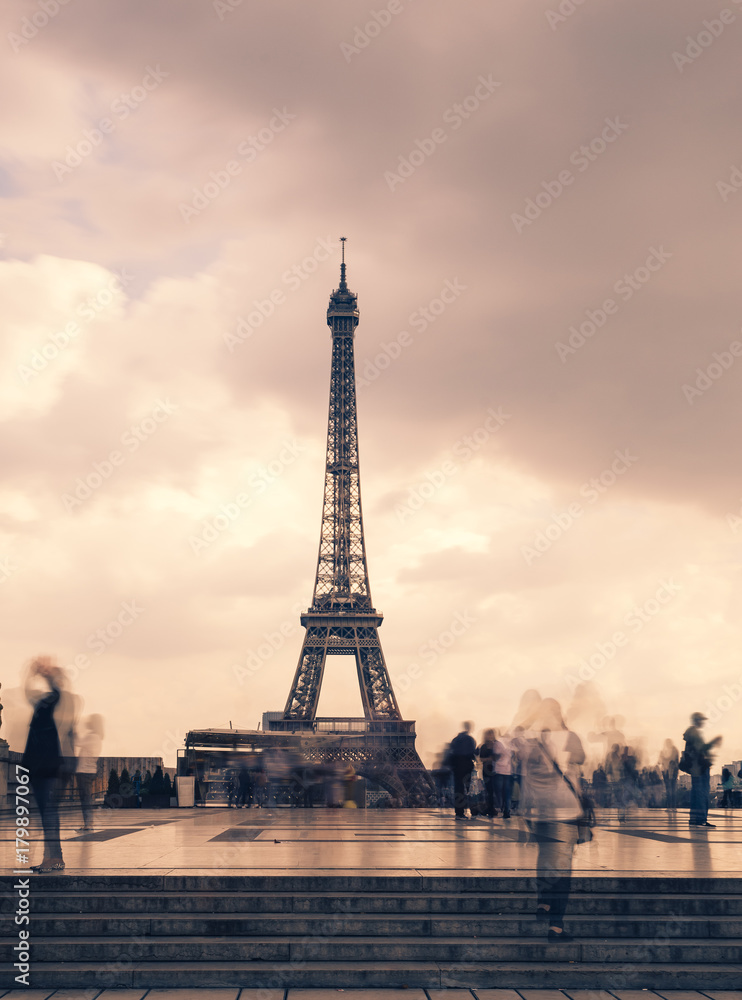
[275,241,431,801]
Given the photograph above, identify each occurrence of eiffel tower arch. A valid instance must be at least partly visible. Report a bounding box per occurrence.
[267,241,432,803]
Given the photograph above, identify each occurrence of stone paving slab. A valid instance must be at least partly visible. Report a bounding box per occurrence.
[287,992,427,1000]
[145,992,240,999]
[97,993,149,999]
[0,993,55,1000]
[654,993,723,1000]
[238,993,284,1000]
[563,992,622,1000]
[519,992,576,1000]
[428,992,476,1000]
[702,994,742,1000]
[472,992,523,1000]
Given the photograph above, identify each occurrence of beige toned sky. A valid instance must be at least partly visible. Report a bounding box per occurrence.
[2,0,742,770]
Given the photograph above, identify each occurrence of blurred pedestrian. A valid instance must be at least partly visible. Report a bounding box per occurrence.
[477,729,498,818]
[521,698,586,941]
[683,712,721,828]
[449,721,477,819]
[658,738,679,812]
[23,656,76,872]
[720,768,734,809]
[236,763,253,808]
[76,714,104,831]
[493,731,514,819]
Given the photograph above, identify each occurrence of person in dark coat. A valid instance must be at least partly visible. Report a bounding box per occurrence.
[449,721,477,819]
[23,657,75,872]
[236,763,253,808]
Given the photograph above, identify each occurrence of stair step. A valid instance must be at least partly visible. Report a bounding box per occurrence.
[11,959,742,990]
[19,912,742,938]
[12,889,742,915]
[16,934,742,963]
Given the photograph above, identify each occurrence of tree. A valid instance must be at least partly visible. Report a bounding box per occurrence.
[143,770,153,794]
[163,773,172,797]
[107,769,120,795]
[119,768,131,793]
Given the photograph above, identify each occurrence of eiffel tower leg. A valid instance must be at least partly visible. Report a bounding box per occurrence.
[283,629,327,721]
[357,642,401,719]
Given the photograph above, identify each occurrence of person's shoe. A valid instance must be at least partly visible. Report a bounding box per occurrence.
[548,928,573,941]
[455,815,466,821]
[36,859,65,873]
[536,906,551,921]
[701,821,716,827]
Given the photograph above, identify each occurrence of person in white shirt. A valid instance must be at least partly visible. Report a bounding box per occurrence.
[76,714,104,831]
[521,697,585,941]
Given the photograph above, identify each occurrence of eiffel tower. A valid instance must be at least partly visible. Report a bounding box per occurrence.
[268,240,431,802]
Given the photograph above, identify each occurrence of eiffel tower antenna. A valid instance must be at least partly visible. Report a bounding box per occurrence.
[273,241,431,801]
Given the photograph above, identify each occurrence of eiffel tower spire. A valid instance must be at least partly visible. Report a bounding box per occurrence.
[283,240,401,722]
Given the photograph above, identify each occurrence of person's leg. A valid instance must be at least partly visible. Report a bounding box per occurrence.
[453,769,465,816]
[502,775,513,818]
[701,770,710,823]
[484,775,495,817]
[690,775,702,824]
[77,773,93,828]
[31,775,63,864]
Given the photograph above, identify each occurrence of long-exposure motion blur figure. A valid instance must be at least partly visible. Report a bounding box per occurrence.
[22,656,78,872]
[75,714,104,831]
[448,721,477,820]
[682,712,722,828]
[659,738,679,812]
[521,696,587,941]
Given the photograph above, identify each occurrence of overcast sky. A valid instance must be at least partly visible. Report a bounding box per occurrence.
[2,0,741,771]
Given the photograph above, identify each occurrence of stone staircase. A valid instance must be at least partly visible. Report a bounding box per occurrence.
[2,873,741,989]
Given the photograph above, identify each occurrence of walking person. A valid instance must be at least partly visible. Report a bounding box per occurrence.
[493,731,514,819]
[521,698,586,941]
[719,768,734,809]
[683,712,721,827]
[659,738,679,812]
[449,721,477,820]
[76,714,104,831]
[236,763,253,808]
[477,729,498,818]
[23,656,76,872]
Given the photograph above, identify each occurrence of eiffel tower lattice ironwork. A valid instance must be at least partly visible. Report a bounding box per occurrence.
[272,240,431,802]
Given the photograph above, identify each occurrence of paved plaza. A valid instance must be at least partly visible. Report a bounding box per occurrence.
[2,806,739,876]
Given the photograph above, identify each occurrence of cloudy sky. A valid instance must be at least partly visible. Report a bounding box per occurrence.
[2,0,742,771]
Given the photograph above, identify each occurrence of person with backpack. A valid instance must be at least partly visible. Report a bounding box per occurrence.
[682,712,722,827]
